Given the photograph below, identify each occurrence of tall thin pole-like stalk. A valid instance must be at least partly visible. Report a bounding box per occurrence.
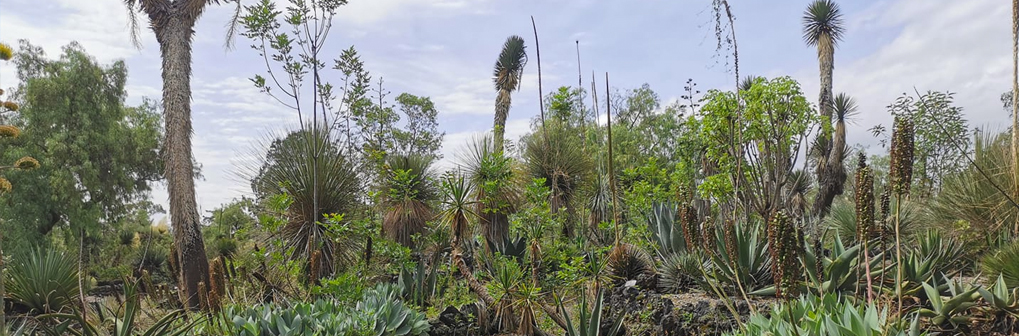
[894,195,903,317]
[606,73,620,243]
[1012,0,1019,235]
[0,220,5,333]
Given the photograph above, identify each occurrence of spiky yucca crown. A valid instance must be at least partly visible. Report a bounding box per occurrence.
[855,153,875,242]
[768,211,800,298]
[889,117,915,196]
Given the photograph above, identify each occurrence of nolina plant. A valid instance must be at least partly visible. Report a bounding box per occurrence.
[889,116,915,316]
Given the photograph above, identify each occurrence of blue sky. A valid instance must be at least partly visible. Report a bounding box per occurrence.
[0,0,1012,223]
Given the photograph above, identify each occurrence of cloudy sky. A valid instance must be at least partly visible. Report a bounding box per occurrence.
[0,0,1012,222]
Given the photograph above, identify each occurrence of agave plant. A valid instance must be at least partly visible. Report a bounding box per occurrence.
[826,198,924,246]
[728,294,925,336]
[645,202,685,257]
[381,154,437,248]
[5,248,79,314]
[398,254,440,307]
[755,233,883,297]
[918,276,980,329]
[555,289,625,336]
[39,278,199,336]
[914,229,966,278]
[708,220,773,295]
[978,274,1019,316]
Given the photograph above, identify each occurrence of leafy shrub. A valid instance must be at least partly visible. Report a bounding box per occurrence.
[38,278,198,336]
[5,248,80,314]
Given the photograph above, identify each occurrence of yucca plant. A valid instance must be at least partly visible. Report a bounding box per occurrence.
[1,319,32,336]
[523,121,593,237]
[382,154,437,248]
[607,243,654,284]
[491,35,527,151]
[708,220,773,295]
[981,240,1019,289]
[5,248,79,314]
[555,289,625,336]
[659,252,707,293]
[248,128,361,275]
[458,135,518,253]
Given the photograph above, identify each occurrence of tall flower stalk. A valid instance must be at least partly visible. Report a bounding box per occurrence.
[889,116,914,316]
[854,152,875,303]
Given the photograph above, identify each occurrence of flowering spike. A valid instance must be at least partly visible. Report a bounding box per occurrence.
[14,156,40,170]
[0,125,20,138]
[0,43,12,61]
[0,177,11,194]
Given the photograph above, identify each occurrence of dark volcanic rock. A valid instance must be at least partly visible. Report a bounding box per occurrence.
[606,286,770,336]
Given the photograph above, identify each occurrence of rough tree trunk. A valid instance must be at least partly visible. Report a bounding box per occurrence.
[493,90,511,152]
[159,15,211,310]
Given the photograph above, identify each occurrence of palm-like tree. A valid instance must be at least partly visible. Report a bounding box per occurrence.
[492,36,528,152]
[804,0,847,218]
[522,121,593,237]
[123,0,240,309]
[381,154,437,248]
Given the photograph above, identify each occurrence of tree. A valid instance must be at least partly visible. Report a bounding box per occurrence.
[381,154,436,247]
[2,42,161,253]
[492,36,527,152]
[0,40,40,334]
[697,76,816,221]
[803,0,847,218]
[393,93,444,159]
[122,0,240,309]
[871,91,970,196]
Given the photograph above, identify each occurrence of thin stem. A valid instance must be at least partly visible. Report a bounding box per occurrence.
[894,196,903,318]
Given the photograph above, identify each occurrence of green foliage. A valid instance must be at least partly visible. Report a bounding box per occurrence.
[729,294,923,336]
[978,274,1019,315]
[381,154,436,247]
[223,283,429,336]
[2,42,163,251]
[659,252,707,293]
[556,289,625,336]
[874,91,970,194]
[5,248,79,314]
[607,243,654,283]
[523,122,593,235]
[799,233,883,295]
[392,93,444,160]
[981,240,1019,289]
[917,276,980,329]
[398,255,439,307]
[38,278,198,336]
[932,132,1018,241]
[646,202,687,256]
[248,128,360,272]
[827,197,924,245]
[708,220,773,294]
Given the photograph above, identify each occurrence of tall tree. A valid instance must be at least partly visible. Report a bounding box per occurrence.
[803,0,847,218]
[393,93,444,159]
[492,36,527,152]
[123,0,238,309]
[2,42,162,251]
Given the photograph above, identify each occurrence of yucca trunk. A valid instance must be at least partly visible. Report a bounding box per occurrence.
[493,90,512,152]
[159,16,211,310]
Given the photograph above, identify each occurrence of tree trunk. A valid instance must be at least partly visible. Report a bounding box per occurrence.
[493,90,511,152]
[813,42,844,219]
[158,16,211,311]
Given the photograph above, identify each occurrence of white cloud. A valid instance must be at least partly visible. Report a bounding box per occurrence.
[797,0,1010,149]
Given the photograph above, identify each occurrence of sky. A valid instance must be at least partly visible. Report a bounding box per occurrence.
[0,0,1012,224]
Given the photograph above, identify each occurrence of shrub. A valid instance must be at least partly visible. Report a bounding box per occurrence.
[659,252,706,293]
[5,248,80,314]
[607,243,654,283]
